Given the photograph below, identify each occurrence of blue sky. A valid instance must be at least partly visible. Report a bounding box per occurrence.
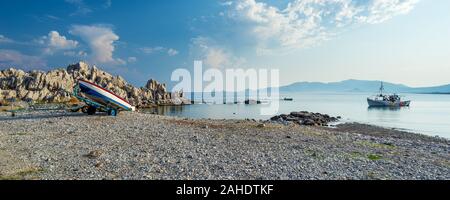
[0,0,449,88]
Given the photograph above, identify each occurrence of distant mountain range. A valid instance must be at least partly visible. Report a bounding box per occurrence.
[278,79,450,94]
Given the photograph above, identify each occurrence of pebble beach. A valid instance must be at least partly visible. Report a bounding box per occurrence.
[0,110,448,180]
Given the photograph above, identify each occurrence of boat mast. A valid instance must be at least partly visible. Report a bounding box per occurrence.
[379,81,384,95]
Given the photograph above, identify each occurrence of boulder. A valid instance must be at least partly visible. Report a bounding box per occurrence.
[270,111,339,126]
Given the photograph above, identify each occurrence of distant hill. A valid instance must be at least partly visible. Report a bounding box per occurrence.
[405,84,450,94]
[278,79,450,94]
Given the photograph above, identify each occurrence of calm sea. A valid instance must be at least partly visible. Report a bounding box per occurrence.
[145,92,450,139]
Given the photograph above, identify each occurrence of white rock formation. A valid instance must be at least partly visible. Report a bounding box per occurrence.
[0,61,190,107]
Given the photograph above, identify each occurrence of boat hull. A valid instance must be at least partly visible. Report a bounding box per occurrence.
[367,98,410,107]
[78,80,134,111]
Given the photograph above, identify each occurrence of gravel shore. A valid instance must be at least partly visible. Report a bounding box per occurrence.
[0,110,448,180]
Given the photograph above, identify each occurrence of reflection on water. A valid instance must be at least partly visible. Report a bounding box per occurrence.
[366,106,406,125]
[143,106,185,116]
[368,106,404,111]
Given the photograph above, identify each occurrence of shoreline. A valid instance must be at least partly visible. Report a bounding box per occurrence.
[335,122,449,142]
[145,107,450,141]
[5,105,447,141]
[0,110,448,180]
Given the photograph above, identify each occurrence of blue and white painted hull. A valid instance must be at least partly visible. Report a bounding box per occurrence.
[78,80,135,111]
[367,98,410,107]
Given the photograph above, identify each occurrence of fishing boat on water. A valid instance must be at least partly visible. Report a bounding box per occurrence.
[367,82,411,107]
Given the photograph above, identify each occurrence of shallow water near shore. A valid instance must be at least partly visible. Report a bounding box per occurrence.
[144,92,450,139]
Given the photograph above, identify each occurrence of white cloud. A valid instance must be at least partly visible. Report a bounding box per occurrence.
[0,35,13,43]
[104,0,112,8]
[190,36,246,68]
[63,50,87,57]
[39,31,79,54]
[69,25,124,65]
[204,48,228,68]
[63,51,76,56]
[220,1,233,6]
[167,48,179,56]
[45,15,61,21]
[140,46,179,56]
[31,14,62,23]
[78,50,87,57]
[360,0,420,24]
[0,49,46,69]
[229,0,420,52]
[116,58,127,65]
[140,46,165,54]
[65,0,92,16]
[65,0,83,4]
[128,56,137,63]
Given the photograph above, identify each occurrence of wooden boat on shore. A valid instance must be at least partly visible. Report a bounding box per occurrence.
[74,80,135,116]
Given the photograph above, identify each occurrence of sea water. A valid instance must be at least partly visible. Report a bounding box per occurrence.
[144,92,450,139]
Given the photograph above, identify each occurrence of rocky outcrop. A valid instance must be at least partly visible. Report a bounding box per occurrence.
[270,111,340,126]
[0,61,190,107]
